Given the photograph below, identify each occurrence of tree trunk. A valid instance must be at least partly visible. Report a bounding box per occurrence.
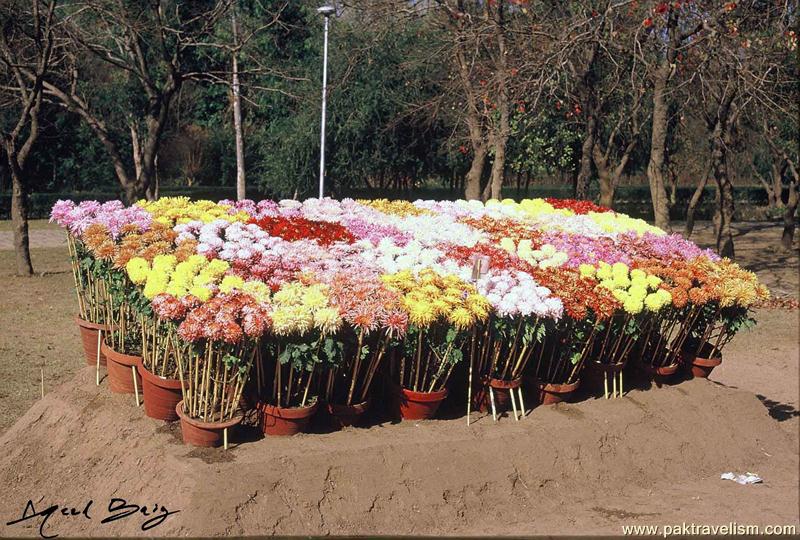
[685,169,710,238]
[7,156,33,276]
[232,9,246,201]
[710,127,734,258]
[489,142,506,200]
[575,114,596,200]
[782,180,798,250]
[716,173,735,259]
[465,146,487,201]
[647,68,672,230]
[593,144,613,208]
[771,160,785,208]
[488,101,510,200]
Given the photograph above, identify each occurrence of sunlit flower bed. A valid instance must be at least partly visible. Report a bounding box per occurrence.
[51,197,768,437]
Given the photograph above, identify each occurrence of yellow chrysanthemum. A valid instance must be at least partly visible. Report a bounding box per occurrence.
[314,307,343,335]
[447,307,475,329]
[623,297,644,315]
[219,275,245,294]
[189,285,213,302]
[579,263,596,278]
[125,257,150,285]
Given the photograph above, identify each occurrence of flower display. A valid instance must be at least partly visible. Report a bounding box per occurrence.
[53,196,767,421]
[544,198,612,214]
[137,197,249,226]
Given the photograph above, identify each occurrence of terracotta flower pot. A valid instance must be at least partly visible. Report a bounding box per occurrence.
[259,400,318,436]
[473,377,521,413]
[75,315,111,366]
[175,401,243,448]
[138,360,183,421]
[640,362,679,385]
[584,359,623,387]
[681,347,723,379]
[390,385,448,421]
[101,341,142,394]
[327,399,369,429]
[537,379,580,405]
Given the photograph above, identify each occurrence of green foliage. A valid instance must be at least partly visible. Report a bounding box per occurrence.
[508,107,582,177]
[276,334,344,372]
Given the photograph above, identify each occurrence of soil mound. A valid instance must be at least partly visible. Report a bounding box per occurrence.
[1,367,797,537]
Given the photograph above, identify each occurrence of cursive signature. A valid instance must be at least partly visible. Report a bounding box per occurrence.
[5,498,180,539]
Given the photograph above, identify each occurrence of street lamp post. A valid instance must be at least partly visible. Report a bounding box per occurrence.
[318,5,335,200]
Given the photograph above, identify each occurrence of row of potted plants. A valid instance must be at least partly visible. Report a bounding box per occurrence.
[83,307,728,447]
[52,197,766,447]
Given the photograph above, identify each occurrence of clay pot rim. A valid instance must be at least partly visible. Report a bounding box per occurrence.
[587,359,625,373]
[175,400,243,430]
[538,379,580,393]
[643,362,680,376]
[394,384,448,402]
[328,399,370,415]
[260,399,319,419]
[485,376,522,389]
[137,359,184,389]
[690,355,723,368]
[74,314,114,332]
[101,341,142,367]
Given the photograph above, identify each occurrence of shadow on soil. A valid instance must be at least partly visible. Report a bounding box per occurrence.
[756,394,800,422]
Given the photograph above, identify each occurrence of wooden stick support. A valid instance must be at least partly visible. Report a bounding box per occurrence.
[466,361,473,426]
[603,374,609,400]
[96,330,102,386]
[489,387,498,422]
[517,387,526,417]
[223,428,228,450]
[612,372,618,398]
[509,388,519,421]
[619,371,624,397]
[132,366,140,407]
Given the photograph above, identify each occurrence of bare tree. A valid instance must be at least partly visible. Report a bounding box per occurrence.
[764,121,799,250]
[0,0,61,275]
[17,1,241,202]
[685,1,796,256]
[231,5,245,201]
[417,0,561,201]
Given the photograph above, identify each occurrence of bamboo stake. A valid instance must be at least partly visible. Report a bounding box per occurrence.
[347,330,364,406]
[619,371,624,398]
[223,428,228,450]
[603,375,609,399]
[467,326,477,426]
[414,330,423,392]
[203,346,212,421]
[220,354,229,422]
[360,335,387,402]
[509,387,519,421]
[612,371,618,398]
[489,386,498,422]
[286,364,294,407]
[177,352,188,411]
[209,349,222,420]
[567,324,599,382]
[96,330,102,386]
[276,355,282,408]
[301,370,313,407]
[440,361,456,391]
[133,366,140,406]
[517,387,526,417]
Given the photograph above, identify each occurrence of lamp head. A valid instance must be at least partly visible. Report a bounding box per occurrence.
[317,5,335,17]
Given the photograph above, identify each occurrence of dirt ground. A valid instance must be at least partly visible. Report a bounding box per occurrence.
[0,219,797,536]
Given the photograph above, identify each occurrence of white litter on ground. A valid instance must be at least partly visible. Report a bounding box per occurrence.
[721,472,763,485]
